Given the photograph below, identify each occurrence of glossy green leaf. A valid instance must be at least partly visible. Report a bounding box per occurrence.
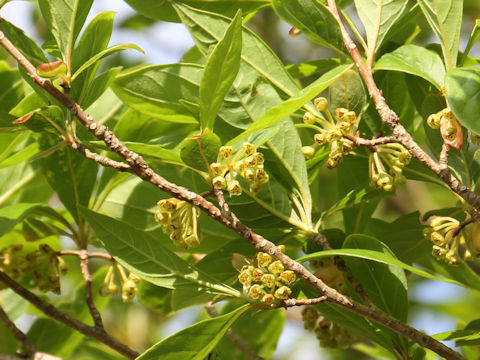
[180,128,221,171]
[298,248,464,287]
[71,11,115,104]
[37,0,94,63]
[112,63,203,124]
[81,208,240,297]
[71,43,143,81]
[0,203,44,236]
[329,68,367,116]
[374,44,445,89]
[124,0,268,22]
[228,64,352,144]
[417,0,463,69]
[0,61,23,112]
[343,235,408,321]
[286,58,348,79]
[200,10,242,130]
[10,106,65,134]
[354,0,409,60]
[445,67,480,133]
[80,66,122,109]
[272,0,346,53]
[0,141,41,169]
[137,305,250,360]
[459,19,480,66]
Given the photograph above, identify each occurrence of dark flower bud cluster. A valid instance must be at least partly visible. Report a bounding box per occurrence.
[99,263,141,302]
[154,198,201,249]
[237,251,296,305]
[209,142,269,195]
[310,257,346,293]
[427,107,463,149]
[369,143,411,191]
[302,98,356,169]
[0,244,67,294]
[423,216,478,265]
[301,306,354,348]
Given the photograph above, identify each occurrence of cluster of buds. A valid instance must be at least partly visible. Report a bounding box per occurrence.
[154,198,201,249]
[0,244,67,294]
[237,251,296,305]
[369,143,411,191]
[302,98,356,169]
[423,216,478,265]
[209,143,269,195]
[310,257,346,293]
[302,306,354,348]
[99,263,141,302]
[427,107,463,149]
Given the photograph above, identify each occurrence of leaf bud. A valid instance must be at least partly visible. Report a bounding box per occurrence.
[36,61,67,78]
[268,260,284,274]
[274,286,292,300]
[314,97,328,111]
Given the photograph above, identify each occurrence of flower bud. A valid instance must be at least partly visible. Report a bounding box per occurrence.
[303,112,317,124]
[256,252,272,268]
[241,143,256,156]
[279,270,296,285]
[302,146,315,159]
[248,284,264,299]
[255,168,269,184]
[219,146,234,158]
[314,133,327,145]
[314,97,328,111]
[238,268,253,287]
[212,176,227,189]
[261,273,275,288]
[227,180,242,195]
[252,268,264,282]
[274,286,292,299]
[261,294,275,305]
[210,162,223,176]
[268,260,284,274]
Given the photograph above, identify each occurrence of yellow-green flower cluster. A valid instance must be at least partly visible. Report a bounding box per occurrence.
[423,216,478,265]
[0,244,67,294]
[237,252,296,305]
[311,257,346,293]
[99,264,142,302]
[301,306,354,348]
[210,143,269,195]
[369,143,411,191]
[155,198,201,249]
[427,107,463,149]
[302,98,356,169]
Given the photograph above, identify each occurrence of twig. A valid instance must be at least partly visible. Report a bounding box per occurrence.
[0,28,465,360]
[57,250,113,261]
[311,233,332,250]
[205,302,264,360]
[344,134,398,148]
[0,305,36,354]
[282,296,327,307]
[452,217,474,238]
[439,143,450,172]
[78,249,104,328]
[324,0,480,220]
[0,271,139,360]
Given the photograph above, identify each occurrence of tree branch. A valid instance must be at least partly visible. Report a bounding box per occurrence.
[0,305,36,354]
[0,27,464,360]
[0,271,139,360]
[282,296,327,307]
[78,249,104,329]
[325,0,480,219]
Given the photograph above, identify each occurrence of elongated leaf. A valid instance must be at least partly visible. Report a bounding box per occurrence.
[354,0,409,61]
[433,329,480,346]
[416,0,463,69]
[272,0,346,53]
[81,208,240,297]
[112,63,203,124]
[374,44,445,89]
[298,248,464,287]
[321,186,385,219]
[71,43,143,81]
[342,235,408,322]
[0,203,44,237]
[460,19,480,66]
[0,142,41,169]
[329,68,367,116]
[0,61,23,112]
[286,59,347,79]
[71,11,115,104]
[200,10,242,130]
[124,0,268,22]
[137,305,250,360]
[445,67,480,133]
[180,128,221,171]
[80,66,122,109]
[228,64,352,144]
[37,0,94,63]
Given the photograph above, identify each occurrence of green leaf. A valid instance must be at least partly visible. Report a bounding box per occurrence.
[0,203,44,237]
[0,61,23,112]
[200,10,242,130]
[137,305,250,360]
[459,19,480,66]
[374,44,446,89]
[321,186,385,219]
[343,235,408,321]
[71,11,116,104]
[329,68,367,116]
[228,64,352,144]
[71,43,143,82]
[0,142,41,169]
[80,66,122,109]
[433,320,480,346]
[11,106,66,134]
[180,128,221,172]
[298,248,465,287]
[416,0,463,69]
[354,0,409,61]
[286,59,348,79]
[81,208,240,297]
[37,0,94,63]
[445,67,480,133]
[272,0,346,53]
[112,63,203,124]
[124,0,268,22]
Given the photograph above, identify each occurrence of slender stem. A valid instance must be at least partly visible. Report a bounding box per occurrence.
[78,249,104,328]
[58,250,113,261]
[0,305,36,354]
[0,271,139,359]
[282,296,327,307]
